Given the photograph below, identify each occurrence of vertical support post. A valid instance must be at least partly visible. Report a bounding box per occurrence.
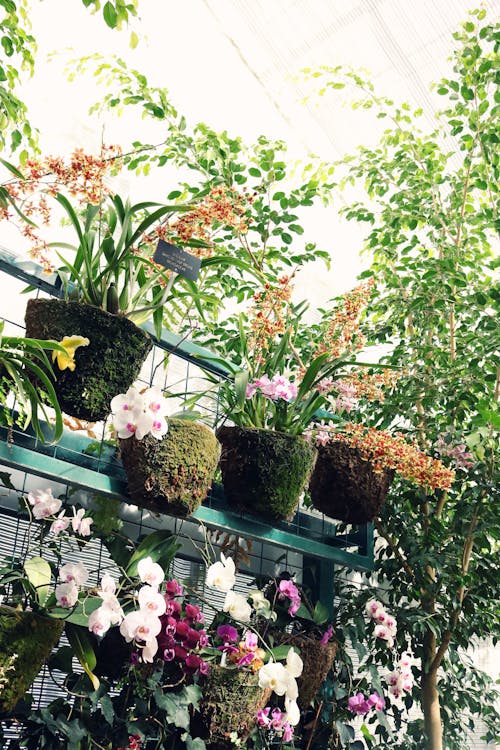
[303,556,335,619]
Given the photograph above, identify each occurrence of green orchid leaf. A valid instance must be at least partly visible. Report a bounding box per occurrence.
[65,622,99,691]
[313,600,330,625]
[23,556,52,605]
[48,596,103,627]
[125,530,181,579]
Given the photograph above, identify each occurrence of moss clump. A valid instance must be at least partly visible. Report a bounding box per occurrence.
[0,610,64,715]
[194,665,272,748]
[24,298,152,422]
[119,419,221,517]
[308,442,394,523]
[217,426,317,522]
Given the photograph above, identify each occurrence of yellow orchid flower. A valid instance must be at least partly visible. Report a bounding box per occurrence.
[52,335,90,372]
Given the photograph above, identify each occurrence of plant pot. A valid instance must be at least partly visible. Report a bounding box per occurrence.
[119,419,221,517]
[275,632,338,709]
[0,609,65,715]
[216,426,317,522]
[308,442,395,524]
[24,298,153,422]
[193,665,272,749]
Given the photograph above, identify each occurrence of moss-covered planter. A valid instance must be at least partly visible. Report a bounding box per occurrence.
[193,665,272,748]
[217,426,317,522]
[308,442,395,524]
[24,298,153,422]
[119,419,221,517]
[275,633,338,709]
[0,609,64,715]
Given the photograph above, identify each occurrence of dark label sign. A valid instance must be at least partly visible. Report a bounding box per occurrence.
[153,239,201,281]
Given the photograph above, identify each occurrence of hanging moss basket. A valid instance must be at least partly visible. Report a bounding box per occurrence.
[0,609,64,715]
[217,426,317,522]
[24,298,153,422]
[118,419,221,518]
[193,665,272,749]
[308,442,395,524]
[275,632,338,709]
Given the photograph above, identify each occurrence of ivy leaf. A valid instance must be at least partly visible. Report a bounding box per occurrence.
[99,693,115,726]
[0,471,15,489]
[313,600,330,625]
[125,530,181,578]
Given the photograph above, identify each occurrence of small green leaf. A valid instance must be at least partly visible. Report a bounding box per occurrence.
[103,1,118,27]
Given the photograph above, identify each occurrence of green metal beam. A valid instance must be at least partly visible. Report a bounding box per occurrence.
[0,434,374,571]
[0,438,124,497]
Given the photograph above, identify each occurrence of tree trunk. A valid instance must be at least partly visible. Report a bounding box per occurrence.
[422,630,443,750]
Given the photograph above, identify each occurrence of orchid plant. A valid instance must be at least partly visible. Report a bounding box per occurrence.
[0,482,356,749]
[0,321,72,443]
[193,278,401,439]
[306,596,416,748]
[110,384,170,441]
[0,149,220,339]
[0,486,95,615]
[198,275,455,494]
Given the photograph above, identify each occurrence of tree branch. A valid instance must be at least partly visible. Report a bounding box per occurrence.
[374,518,416,581]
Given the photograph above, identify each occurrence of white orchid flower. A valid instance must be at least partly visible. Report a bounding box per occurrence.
[71,507,93,536]
[137,556,164,588]
[142,386,169,417]
[223,590,252,622]
[99,592,124,625]
[258,661,291,696]
[55,581,79,608]
[138,584,167,617]
[141,636,159,663]
[59,561,89,586]
[286,647,303,677]
[88,606,112,637]
[99,574,116,594]
[110,387,144,416]
[28,487,62,519]
[205,553,236,592]
[284,696,301,726]
[119,610,162,644]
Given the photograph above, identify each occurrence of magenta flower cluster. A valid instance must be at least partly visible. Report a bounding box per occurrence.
[150,579,210,676]
[278,579,301,616]
[347,691,385,715]
[257,706,295,742]
[245,374,298,402]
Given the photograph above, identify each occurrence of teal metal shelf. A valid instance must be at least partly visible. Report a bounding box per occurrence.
[0,420,374,571]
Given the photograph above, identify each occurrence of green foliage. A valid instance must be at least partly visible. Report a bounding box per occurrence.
[0,0,37,156]
[305,8,499,749]
[52,190,201,337]
[0,1,139,158]
[81,0,139,32]
[0,320,65,443]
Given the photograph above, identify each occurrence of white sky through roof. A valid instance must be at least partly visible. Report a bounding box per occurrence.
[5,0,500,305]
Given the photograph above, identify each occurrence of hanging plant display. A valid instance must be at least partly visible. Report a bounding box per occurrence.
[25,298,152,422]
[217,425,317,522]
[0,608,64,715]
[112,386,221,517]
